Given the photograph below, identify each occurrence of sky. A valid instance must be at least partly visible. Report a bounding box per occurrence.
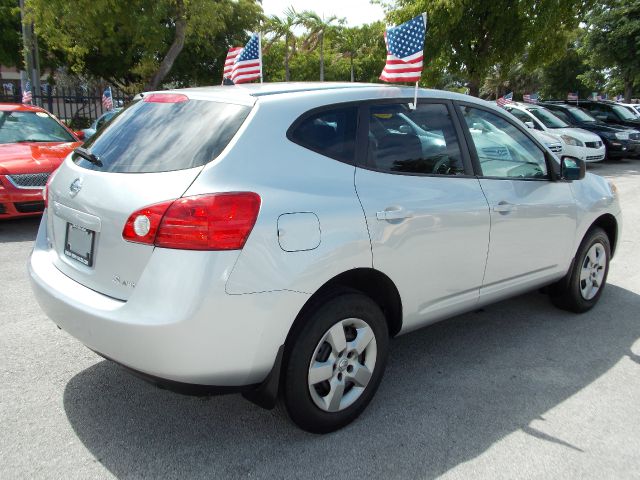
[261,0,387,27]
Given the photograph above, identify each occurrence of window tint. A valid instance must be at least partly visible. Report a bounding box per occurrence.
[459,106,548,179]
[75,99,251,173]
[289,106,358,163]
[547,109,571,124]
[529,108,568,128]
[367,103,464,175]
[507,108,533,125]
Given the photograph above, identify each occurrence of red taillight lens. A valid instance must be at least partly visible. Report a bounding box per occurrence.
[122,200,173,245]
[122,193,261,251]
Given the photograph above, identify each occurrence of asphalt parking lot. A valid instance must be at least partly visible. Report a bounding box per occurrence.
[1,159,639,479]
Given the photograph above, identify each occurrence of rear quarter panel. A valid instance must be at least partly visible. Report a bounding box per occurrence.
[182,93,373,296]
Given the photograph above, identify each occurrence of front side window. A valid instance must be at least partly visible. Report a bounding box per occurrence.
[0,110,75,144]
[459,106,548,179]
[507,107,535,125]
[528,108,568,128]
[611,104,637,121]
[366,102,464,175]
[289,106,358,163]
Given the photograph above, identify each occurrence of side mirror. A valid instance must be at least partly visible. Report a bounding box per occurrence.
[524,121,535,129]
[560,156,586,181]
[74,130,85,140]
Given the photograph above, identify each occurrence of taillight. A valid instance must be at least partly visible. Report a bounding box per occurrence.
[122,192,261,251]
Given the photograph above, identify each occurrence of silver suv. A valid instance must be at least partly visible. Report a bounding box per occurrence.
[29,83,621,433]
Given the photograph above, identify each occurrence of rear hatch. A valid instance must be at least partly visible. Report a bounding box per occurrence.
[46,93,252,300]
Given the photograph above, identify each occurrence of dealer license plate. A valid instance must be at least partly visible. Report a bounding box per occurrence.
[64,223,95,267]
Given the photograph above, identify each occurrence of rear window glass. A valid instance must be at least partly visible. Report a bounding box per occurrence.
[74,99,251,173]
[288,106,358,163]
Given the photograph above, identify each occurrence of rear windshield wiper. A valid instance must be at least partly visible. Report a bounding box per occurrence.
[74,147,103,167]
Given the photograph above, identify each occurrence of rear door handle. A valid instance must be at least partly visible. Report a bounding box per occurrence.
[493,201,516,214]
[376,208,412,221]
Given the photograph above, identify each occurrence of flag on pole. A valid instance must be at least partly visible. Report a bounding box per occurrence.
[223,47,243,84]
[22,81,32,104]
[379,13,427,83]
[227,34,262,84]
[523,92,539,104]
[616,94,623,102]
[567,92,578,101]
[102,87,113,110]
[496,92,513,107]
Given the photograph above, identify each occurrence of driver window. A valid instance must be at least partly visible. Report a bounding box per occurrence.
[367,103,464,176]
[459,106,548,179]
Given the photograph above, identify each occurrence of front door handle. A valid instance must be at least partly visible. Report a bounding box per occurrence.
[493,201,516,214]
[376,207,412,221]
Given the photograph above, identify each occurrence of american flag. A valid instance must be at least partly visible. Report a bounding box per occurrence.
[496,92,513,107]
[22,81,32,104]
[227,34,262,84]
[379,14,427,83]
[223,47,243,84]
[523,92,539,104]
[567,92,578,101]
[102,87,113,110]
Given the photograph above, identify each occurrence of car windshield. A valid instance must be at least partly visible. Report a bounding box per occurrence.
[612,105,637,120]
[0,110,75,144]
[567,107,597,122]
[528,108,568,128]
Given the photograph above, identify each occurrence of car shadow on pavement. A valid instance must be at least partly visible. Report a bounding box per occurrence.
[0,217,40,243]
[63,284,640,479]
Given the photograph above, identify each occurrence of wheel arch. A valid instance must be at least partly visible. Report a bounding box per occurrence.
[286,268,403,348]
[590,213,618,257]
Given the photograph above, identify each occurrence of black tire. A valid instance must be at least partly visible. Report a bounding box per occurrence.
[550,227,611,313]
[282,292,389,433]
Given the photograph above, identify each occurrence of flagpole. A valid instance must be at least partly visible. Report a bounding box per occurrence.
[259,32,263,84]
[410,81,418,110]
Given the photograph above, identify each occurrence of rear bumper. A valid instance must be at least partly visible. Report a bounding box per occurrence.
[29,213,309,386]
[0,176,45,219]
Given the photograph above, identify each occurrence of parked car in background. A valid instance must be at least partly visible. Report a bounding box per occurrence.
[543,102,640,160]
[616,103,640,118]
[504,103,605,163]
[575,100,640,130]
[29,84,621,433]
[0,103,82,219]
[82,108,122,139]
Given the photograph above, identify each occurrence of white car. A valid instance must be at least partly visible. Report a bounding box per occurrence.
[29,83,621,433]
[505,103,605,163]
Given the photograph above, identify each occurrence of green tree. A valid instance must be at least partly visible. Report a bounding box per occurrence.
[298,11,343,81]
[264,7,299,81]
[581,0,640,101]
[385,0,591,96]
[26,0,262,90]
[0,0,22,71]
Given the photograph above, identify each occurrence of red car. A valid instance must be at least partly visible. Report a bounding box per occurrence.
[0,103,83,219]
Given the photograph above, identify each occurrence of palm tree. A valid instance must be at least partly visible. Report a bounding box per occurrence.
[298,11,343,81]
[335,27,362,82]
[264,7,299,82]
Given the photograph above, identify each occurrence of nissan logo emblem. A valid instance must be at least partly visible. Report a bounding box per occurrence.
[69,178,83,197]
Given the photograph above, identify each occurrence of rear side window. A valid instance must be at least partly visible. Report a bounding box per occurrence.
[288,106,358,163]
[75,99,251,173]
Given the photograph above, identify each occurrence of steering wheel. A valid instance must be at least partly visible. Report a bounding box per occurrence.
[431,156,451,175]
